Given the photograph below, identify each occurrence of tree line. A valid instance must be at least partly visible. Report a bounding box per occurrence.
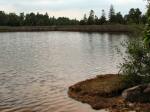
[80,5,147,25]
[0,5,147,26]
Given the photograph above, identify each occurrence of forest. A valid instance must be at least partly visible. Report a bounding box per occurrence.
[0,5,147,26]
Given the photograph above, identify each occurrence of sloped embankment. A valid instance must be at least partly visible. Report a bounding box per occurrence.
[68,74,150,111]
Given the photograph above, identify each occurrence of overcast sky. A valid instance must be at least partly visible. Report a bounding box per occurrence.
[0,0,147,19]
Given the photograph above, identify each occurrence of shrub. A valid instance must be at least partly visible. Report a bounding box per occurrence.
[119,39,150,87]
[144,17,150,47]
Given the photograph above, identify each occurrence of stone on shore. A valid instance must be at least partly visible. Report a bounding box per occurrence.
[122,83,150,103]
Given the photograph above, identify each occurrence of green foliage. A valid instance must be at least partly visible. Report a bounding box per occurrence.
[141,15,147,24]
[19,13,25,26]
[24,13,37,26]
[120,40,150,87]
[144,1,150,47]
[80,14,88,25]
[146,0,150,17]
[0,5,147,26]
[125,8,142,24]
[144,18,150,47]
[0,11,8,26]
[115,12,124,24]
[121,1,150,87]
[8,13,20,26]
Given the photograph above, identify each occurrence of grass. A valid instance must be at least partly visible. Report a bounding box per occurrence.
[0,25,144,33]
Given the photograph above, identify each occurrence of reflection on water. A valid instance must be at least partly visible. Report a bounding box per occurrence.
[0,32,129,112]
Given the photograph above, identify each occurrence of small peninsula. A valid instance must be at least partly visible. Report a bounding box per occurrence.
[68,74,150,112]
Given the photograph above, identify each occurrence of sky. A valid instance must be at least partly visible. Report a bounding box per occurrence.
[0,0,147,19]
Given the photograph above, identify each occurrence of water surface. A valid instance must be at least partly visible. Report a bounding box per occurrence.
[0,32,129,112]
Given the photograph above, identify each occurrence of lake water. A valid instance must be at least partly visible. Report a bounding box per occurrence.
[0,32,129,112]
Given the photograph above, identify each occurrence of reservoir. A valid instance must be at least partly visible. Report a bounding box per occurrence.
[0,32,129,112]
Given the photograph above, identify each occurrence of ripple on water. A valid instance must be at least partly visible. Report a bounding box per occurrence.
[0,32,129,112]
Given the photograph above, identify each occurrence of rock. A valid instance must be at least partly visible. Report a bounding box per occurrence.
[144,84,150,94]
[122,84,150,103]
[128,103,134,107]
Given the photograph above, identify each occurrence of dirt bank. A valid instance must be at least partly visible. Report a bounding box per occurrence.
[68,74,150,112]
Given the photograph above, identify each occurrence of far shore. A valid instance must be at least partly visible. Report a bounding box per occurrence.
[0,25,144,33]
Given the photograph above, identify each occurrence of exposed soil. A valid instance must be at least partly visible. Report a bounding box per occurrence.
[68,74,150,112]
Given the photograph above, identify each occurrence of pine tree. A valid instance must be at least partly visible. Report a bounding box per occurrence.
[100,9,107,24]
[88,10,95,25]
[109,5,116,23]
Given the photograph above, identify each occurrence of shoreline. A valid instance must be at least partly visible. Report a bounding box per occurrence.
[0,25,143,33]
[68,74,150,111]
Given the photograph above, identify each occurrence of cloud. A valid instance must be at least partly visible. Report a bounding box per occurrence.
[0,0,147,19]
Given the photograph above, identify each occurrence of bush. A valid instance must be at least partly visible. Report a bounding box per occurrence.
[119,39,150,87]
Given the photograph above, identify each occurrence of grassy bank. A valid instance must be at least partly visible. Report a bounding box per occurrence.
[68,74,150,111]
[0,25,144,33]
